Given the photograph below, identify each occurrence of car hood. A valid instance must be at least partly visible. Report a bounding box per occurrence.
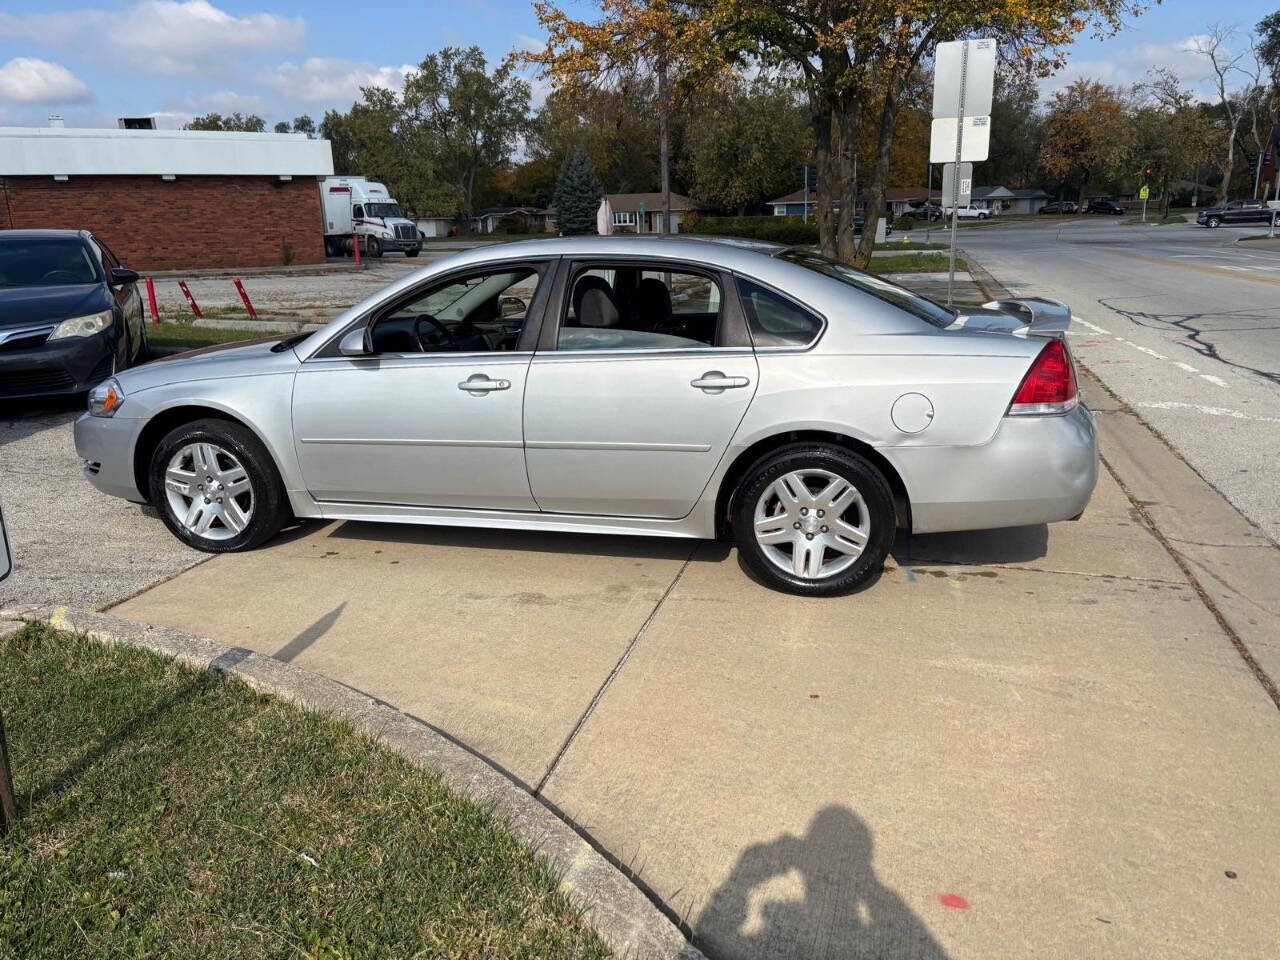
[0,283,107,328]
[117,336,302,394]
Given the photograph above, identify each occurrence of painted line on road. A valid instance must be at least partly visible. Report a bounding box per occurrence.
[1173,361,1200,373]
[1072,317,1112,335]
[1107,248,1280,286]
[1114,337,1168,360]
[1200,374,1229,387]
[1136,400,1280,424]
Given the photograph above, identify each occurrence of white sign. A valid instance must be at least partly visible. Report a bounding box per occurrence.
[942,162,973,206]
[933,39,997,119]
[0,503,10,585]
[930,116,991,163]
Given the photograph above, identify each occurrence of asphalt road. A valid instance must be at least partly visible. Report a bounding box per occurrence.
[953,218,1280,544]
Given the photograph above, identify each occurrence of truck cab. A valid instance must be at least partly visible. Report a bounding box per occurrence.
[322,177,422,258]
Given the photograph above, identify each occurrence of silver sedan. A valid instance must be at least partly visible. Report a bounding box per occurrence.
[75,236,1096,595]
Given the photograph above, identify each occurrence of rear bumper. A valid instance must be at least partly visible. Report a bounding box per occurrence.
[74,412,147,503]
[0,331,116,400]
[891,403,1099,534]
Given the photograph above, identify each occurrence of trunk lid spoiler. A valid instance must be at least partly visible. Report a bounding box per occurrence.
[946,297,1072,339]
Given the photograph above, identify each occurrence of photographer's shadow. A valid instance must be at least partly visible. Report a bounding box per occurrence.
[697,806,951,960]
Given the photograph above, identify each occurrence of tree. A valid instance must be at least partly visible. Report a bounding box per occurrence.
[1258,10,1280,86]
[681,78,812,213]
[552,144,604,234]
[273,120,290,134]
[183,112,266,132]
[291,114,317,138]
[987,74,1046,189]
[403,46,531,232]
[1129,69,1216,215]
[1041,79,1130,203]
[1190,25,1266,200]
[694,0,1149,267]
[527,0,718,234]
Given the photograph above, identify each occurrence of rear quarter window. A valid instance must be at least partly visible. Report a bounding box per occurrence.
[737,277,823,347]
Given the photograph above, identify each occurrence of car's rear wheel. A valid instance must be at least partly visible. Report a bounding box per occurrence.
[733,444,895,596]
[149,418,288,553]
[1206,216,1221,228]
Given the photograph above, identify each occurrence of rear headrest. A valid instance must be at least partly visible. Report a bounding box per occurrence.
[630,277,672,330]
[579,286,621,327]
[572,274,614,319]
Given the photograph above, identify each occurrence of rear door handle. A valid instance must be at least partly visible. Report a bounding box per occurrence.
[691,371,750,394]
[458,374,511,395]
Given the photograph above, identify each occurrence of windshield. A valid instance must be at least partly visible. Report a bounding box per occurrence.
[0,236,100,287]
[364,202,402,219]
[778,250,954,329]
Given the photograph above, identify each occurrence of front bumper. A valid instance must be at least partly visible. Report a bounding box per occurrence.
[891,403,1099,534]
[0,330,116,400]
[74,412,148,503]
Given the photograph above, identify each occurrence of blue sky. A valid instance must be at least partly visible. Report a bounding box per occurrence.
[0,0,1275,128]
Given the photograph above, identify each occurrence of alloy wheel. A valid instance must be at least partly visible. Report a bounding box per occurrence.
[753,469,871,580]
[163,442,254,542]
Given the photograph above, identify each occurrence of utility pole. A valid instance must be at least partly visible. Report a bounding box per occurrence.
[946,42,968,308]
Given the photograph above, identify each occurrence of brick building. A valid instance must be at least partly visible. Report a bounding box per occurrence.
[0,126,334,271]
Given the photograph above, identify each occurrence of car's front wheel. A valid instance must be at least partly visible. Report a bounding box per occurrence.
[149,418,289,553]
[1206,216,1221,228]
[733,444,896,596]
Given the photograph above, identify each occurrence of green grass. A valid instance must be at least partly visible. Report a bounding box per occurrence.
[148,322,280,351]
[867,253,965,274]
[873,241,948,250]
[0,623,609,960]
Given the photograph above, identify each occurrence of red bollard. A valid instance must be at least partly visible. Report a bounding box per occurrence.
[145,277,159,324]
[352,232,361,266]
[233,277,257,319]
[177,280,202,318]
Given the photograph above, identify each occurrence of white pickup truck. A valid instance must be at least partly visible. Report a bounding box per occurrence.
[942,204,991,220]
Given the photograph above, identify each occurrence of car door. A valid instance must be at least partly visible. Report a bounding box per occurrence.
[90,236,143,359]
[522,258,758,518]
[291,260,552,510]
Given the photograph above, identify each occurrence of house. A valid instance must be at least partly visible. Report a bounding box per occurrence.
[1004,188,1053,214]
[768,188,816,217]
[885,187,940,217]
[471,206,552,235]
[606,192,700,233]
[0,124,333,271]
[414,215,456,238]
[770,186,942,218]
[969,186,1016,214]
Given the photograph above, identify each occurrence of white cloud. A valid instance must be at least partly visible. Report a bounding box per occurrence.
[0,57,91,104]
[263,57,415,106]
[1040,35,1226,101]
[0,1,305,75]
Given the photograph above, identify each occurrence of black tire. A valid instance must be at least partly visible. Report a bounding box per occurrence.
[405,248,420,258]
[732,444,896,596]
[368,237,383,258]
[148,418,289,553]
[1206,216,1221,228]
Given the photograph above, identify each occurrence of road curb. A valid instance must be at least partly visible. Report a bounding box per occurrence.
[0,603,705,960]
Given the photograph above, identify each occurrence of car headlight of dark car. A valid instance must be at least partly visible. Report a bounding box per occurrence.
[49,309,113,340]
[87,377,125,417]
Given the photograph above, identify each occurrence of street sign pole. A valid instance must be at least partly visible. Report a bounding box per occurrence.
[947,42,969,309]
[926,163,932,244]
[803,163,809,225]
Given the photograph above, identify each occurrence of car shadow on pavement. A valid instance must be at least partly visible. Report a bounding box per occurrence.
[697,806,951,960]
[328,520,734,563]
[892,524,1049,568]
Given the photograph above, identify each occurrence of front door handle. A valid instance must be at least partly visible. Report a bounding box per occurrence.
[458,373,511,395]
[691,371,750,394]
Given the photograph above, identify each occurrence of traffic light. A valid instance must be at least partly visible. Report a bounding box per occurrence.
[1144,166,1153,179]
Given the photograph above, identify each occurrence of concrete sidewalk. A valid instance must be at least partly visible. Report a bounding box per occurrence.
[109,372,1280,960]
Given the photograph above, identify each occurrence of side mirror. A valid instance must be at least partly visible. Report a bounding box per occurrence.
[500,296,527,319]
[0,501,11,585]
[338,328,371,357]
[111,266,141,286]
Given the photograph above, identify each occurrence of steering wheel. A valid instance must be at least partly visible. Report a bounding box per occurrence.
[412,314,459,352]
[42,270,80,283]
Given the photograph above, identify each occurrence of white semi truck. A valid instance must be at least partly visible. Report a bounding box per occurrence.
[321,176,421,258]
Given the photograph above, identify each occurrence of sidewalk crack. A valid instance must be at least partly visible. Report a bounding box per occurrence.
[533,545,696,797]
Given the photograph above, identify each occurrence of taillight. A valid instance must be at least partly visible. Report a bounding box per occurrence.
[1007,339,1077,416]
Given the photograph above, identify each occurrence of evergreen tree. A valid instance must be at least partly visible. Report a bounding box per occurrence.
[552,145,603,235]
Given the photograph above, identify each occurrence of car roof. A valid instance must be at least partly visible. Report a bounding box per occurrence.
[0,228,91,240]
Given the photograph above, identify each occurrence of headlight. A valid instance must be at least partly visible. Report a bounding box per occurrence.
[87,378,124,417]
[49,310,113,340]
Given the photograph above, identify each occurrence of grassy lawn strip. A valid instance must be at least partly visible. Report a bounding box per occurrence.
[867,253,965,274]
[1121,214,1187,225]
[148,322,282,351]
[0,623,609,960]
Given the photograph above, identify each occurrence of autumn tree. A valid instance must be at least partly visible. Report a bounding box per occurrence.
[1041,79,1130,204]
[692,0,1148,267]
[681,78,812,213]
[1129,69,1216,216]
[525,0,717,234]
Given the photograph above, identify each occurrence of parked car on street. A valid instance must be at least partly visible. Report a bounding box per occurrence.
[1085,199,1124,215]
[853,216,893,237]
[908,202,944,221]
[75,236,1096,596]
[0,229,147,401]
[1196,199,1276,228]
[943,204,991,220]
[1038,201,1078,215]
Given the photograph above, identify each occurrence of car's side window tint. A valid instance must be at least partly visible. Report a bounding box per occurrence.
[737,277,823,347]
[559,264,721,351]
[367,266,541,354]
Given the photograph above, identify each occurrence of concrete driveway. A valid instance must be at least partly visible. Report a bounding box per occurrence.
[104,385,1280,959]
